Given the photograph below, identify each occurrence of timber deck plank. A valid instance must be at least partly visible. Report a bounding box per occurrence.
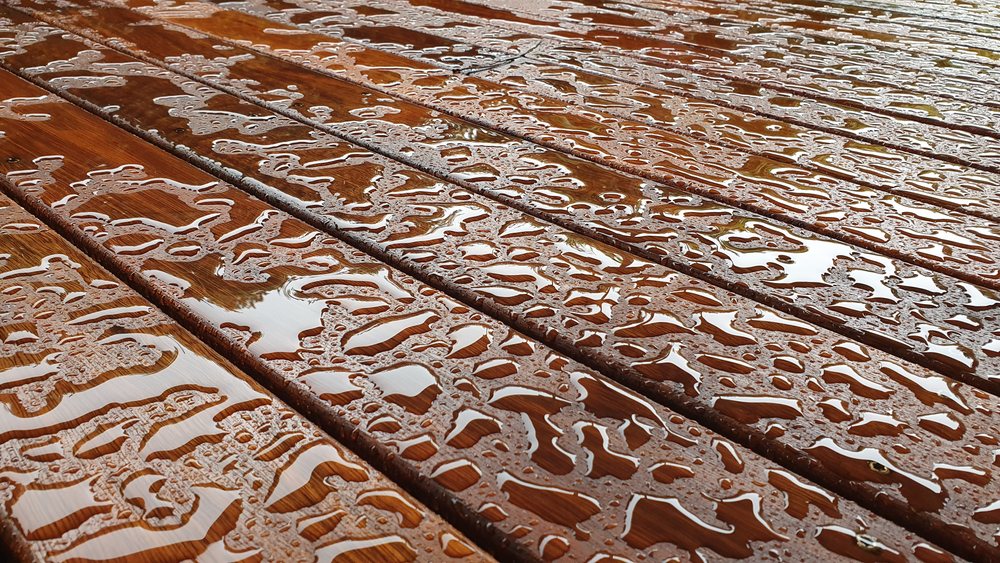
[254,0,1000,223]
[0,8,997,559]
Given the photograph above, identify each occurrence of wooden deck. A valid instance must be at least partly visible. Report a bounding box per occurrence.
[0,0,998,561]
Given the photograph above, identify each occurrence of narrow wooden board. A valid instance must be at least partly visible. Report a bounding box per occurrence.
[116,2,1000,297]
[697,0,1000,35]
[455,0,1000,107]
[635,0,1000,65]
[341,0,1000,173]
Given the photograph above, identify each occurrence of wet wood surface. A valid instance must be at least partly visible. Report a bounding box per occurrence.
[12,0,1000,389]
[0,62,962,563]
[0,0,997,562]
[255,0,1000,224]
[0,193,492,562]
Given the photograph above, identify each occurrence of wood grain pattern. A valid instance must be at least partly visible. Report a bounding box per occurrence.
[318,0,1000,172]
[0,0,998,561]
[249,0,1000,225]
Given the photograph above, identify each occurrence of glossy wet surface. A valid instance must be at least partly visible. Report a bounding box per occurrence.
[9,0,1000,387]
[0,0,997,562]
[0,192,490,562]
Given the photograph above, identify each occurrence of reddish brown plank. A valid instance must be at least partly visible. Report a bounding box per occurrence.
[250,0,1000,225]
[637,0,1000,60]
[126,4,1000,296]
[331,0,1000,173]
[761,0,1000,30]
[455,0,1000,105]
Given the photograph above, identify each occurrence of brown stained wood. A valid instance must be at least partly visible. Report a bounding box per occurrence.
[9,1,1000,389]
[456,0,1000,110]
[636,0,1000,70]
[1,8,999,559]
[264,0,1000,114]
[707,0,1000,43]
[254,0,1000,226]
[430,0,1000,148]
[787,0,1000,31]
[0,69,964,563]
[355,0,1000,173]
[0,194,490,563]
[88,2,1000,301]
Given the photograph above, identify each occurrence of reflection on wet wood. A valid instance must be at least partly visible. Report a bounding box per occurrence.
[366,0,1000,171]
[101,5,1000,296]
[0,194,490,562]
[9,0,1000,389]
[642,0,1000,70]
[0,66,962,563]
[0,10,997,559]
[470,0,1000,113]
[0,0,998,561]
[256,0,1000,225]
